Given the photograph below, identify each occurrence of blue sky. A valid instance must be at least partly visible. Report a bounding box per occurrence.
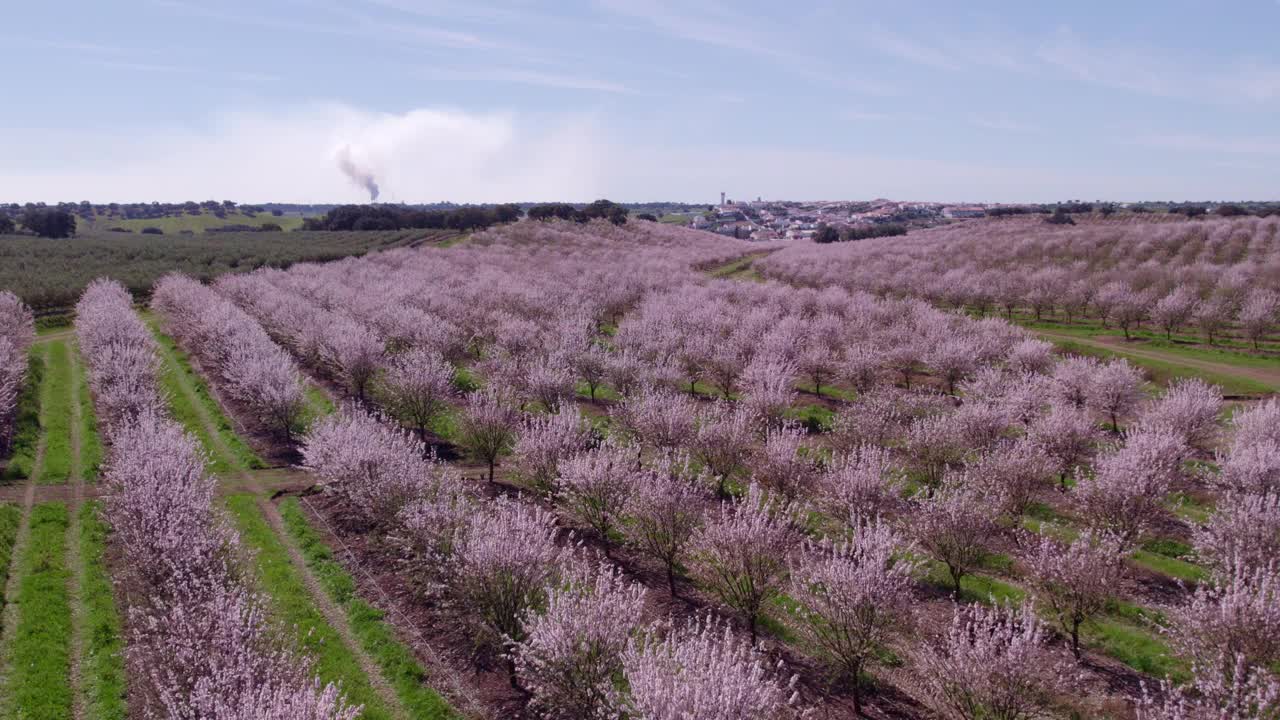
[2,0,1278,203]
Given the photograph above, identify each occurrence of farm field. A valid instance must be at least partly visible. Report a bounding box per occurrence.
[75,210,307,234]
[0,228,458,317]
[0,216,1278,719]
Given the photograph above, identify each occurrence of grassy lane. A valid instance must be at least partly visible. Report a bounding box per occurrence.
[143,314,263,473]
[1013,315,1280,358]
[280,498,458,719]
[2,350,45,482]
[37,341,76,485]
[75,502,127,720]
[66,343,128,720]
[0,502,73,720]
[72,343,103,482]
[922,557,1181,680]
[227,494,401,720]
[1044,335,1276,395]
[0,505,19,614]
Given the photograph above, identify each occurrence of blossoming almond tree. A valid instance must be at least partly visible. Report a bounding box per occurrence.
[788,521,921,713]
[906,601,1076,720]
[1024,530,1126,658]
[690,484,800,644]
[513,563,647,720]
[623,455,706,596]
[621,615,803,720]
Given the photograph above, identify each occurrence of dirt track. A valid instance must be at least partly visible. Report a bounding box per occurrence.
[1035,330,1280,393]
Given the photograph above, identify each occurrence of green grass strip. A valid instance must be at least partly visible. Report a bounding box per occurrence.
[72,343,103,482]
[1131,549,1208,583]
[0,504,19,617]
[144,315,263,473]
[38,341,75,484]
[1082,615,1186,682]
[0,502,73,720]
[78,501,127,719]
[226,494,393,720]
[279,497,457,719]
[1047,338,1273,395]
[3,351,45,481]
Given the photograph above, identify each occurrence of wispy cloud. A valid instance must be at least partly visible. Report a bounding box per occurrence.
[864,25,959,71]
[592,0,894,95]
[469,68,638,95]
[150,0,499,51]
[1038,27,1280,103]
[968,114,1036,133]
[1137,133,1280,156]
[843,109,894,121]
[96,60,278,83]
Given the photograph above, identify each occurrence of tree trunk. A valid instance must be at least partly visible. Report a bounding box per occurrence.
[488,459,495,483]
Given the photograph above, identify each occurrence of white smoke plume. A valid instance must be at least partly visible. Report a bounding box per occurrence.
[335,144,380,202]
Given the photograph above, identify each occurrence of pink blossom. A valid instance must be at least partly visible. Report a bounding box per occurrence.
[377,347,455,442]
[1194,491,1280,573]
[557,441,638,541]
[906,601,1076,720]
[814,444,903,528]
[1140,652,1280,720]
[1052,355,1101,410]
[1024,530,1126,658]
[970,440,1057,518]
[458,388,520,482]
[690,484,801,643]
[1239,289,1279,350]
[752,423,819,502]
[623,454,707,595]
[1138,378,1223,450]
[513,563,648,719]
[1167,560,1280,674]
[301,407,459,529]
[1151,287,1200,340]
[621,615,803,720]
[740,353,798,426]
[1006,338,1055,375]
[691,401,757,497]
[1025,403,1100,490]
[1087,359,1146,431]
[1196,297,1234,346]
[1075,428,1187,549]
[512,409,593,495]
[910,479,999,597]
[788,521,920,712]
[450,496,568,651]
[613,385,697,452]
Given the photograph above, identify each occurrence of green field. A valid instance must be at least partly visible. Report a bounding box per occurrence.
[227,495,396,720]
[1048,338,1274,395]
[280,498,456,719]
[76,502,128,720]
[0,503,73,720]
[77,210,305,234]
[0,229,444,312]
[73,346,103,482]
[145,315,264,474]
[2,352,44,482]
[36,341,75,484]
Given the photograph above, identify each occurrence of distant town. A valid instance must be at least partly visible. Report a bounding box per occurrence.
[671,196,983,241]
[666,196,1280,241]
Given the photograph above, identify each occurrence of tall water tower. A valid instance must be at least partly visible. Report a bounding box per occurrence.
[720,191,726,206]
